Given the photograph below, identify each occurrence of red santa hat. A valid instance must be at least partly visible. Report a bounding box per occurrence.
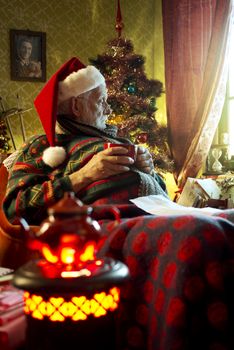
[34,57,105,168]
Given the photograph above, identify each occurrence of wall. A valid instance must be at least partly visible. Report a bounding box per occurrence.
[0,0,166,149]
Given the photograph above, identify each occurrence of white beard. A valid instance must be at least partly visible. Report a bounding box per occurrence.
[94,115,108,130]
[78,111,107,131]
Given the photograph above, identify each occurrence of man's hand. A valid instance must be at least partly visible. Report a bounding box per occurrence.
[69,147,134,192]
[135,146,154,174]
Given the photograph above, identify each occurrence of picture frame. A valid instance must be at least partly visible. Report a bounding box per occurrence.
[10,29,46,82]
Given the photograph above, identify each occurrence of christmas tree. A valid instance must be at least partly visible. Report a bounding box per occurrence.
[89,0,173,173]
[89,37,173,173]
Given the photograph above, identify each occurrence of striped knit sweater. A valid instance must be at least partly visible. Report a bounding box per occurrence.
[3,125,167,225]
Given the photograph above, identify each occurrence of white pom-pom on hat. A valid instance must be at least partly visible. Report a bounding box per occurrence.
[42,146,66,168]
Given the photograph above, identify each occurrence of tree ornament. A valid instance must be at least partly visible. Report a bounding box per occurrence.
[149,97,156,108]
[115,0,124,38]
[127,84,137,94]
[136,132,148,143]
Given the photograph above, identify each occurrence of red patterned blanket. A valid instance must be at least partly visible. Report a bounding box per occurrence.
[93,205,234,350]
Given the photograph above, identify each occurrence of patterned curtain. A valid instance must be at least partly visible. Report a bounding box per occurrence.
[162,0,233,186]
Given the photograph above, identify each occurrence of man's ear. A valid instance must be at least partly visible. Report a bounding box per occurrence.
[71,96,82,117]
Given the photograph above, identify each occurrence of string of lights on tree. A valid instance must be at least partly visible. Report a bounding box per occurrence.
[90,0,173,173]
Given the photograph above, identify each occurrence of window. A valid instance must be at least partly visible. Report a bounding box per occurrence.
[208,18,234,174]
[217,19,234,160]
[227,28,234,157]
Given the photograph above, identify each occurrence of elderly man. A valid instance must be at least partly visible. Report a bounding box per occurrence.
[4,57,166,225]
[3,58,234,350]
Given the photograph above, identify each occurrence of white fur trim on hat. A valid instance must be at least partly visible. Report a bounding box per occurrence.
[42,146,66,168]
[58,65,105,104]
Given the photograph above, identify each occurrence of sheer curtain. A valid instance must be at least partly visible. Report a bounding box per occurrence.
[162,0,233,186]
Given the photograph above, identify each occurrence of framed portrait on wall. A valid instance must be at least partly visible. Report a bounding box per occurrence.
[10,29,46,82]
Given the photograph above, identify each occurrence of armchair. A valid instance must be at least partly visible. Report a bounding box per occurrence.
[0,163,39,269]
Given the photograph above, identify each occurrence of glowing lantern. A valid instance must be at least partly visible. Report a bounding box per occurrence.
[13,192,130,349]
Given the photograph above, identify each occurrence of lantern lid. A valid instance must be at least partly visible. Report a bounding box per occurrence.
[13,257,130,293]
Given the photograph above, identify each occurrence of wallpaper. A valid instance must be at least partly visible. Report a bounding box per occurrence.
[0,0,166,150]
